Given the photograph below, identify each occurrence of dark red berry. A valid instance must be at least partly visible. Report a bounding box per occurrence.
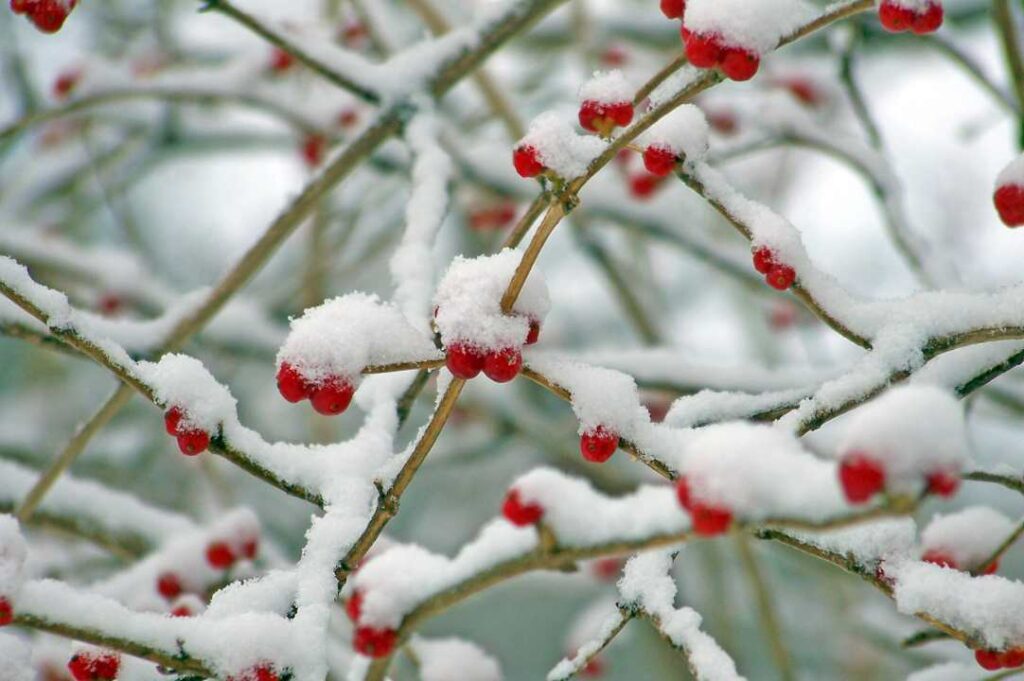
[53,69,80,99]
[925,469,959,498]
[502,488,544,526]
[766,264,796,290]
[660,0,685,19]
[591,557,623,581]
[675,476,692,510]
[276,363,310,403]
[879,1,915,32]
[353,626,397,658]
[301,134,327,168]
[156,572,182,600]
[689,502,733,536]
[683,30,723,69]
[269,47,295,73]
[629,173,662,199]
[0,597,12,626]
[513,145,545,178]
[164,407,183,435]
[176,428,209,456]
[982,559,1000,575]
[976,649,1003,671]
[910,2,942,34]
[995,184,1024,227]
[241,536,259,560]
[446,343,486,379]
[27,0,73,33]
[206,541,236,569]
[10,0,31,14]
[310,376,355,416]
[483,347,522,383]
[580,426,619,463]
[719,47,760,82]
[346,590,363,622]
[643,145,677,176]
[525,319,541,345]
[838,452,886,504]
[752,246,776,274]
[68,652,120,681]
[922,549,957,569]
[1000,648,1024,668]
[778,77,821,107]
[171,604,192,617]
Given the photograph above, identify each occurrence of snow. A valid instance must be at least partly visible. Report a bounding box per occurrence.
[791,518,917,565]
[137,353,237,433]
[639,105,710,165]
[0,516,27,598]
[579,70,633,105]
[548,598,623,681]
[996,153,1024,188]
[516,112,607,179]
[683,0,816,53]
[920,507,1016,569]
[411,637,504,681]
[906,663,979,681]
[0,634,33,681]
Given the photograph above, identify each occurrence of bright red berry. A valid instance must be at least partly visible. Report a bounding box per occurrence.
[206,541,236,569]
[879,1,916,32]
[171,604,192,617]
[982,559,1000,575]
[502,488,544,526]
[53,69,80,99]
[766,264,796,290]
[922,549,957,569]
[580,426,619,463]
[301,134,327,169]
[752,246,776,274]
[27,0,74,33]
[269,47,295,73]
[838,452,886,504]
[68,652,120,681]
[10,0,31,15]
[156,572,182,600]
[719,47,760,82]
[994,184,1024,227]
[0,597,12,626]
[353,626,397,658]
[483,347,522,383]
[446,343,486,379]
[176,428,209,456]
[164,407,183,436]
[689,502,733,536]
[643,145,677,177]
[581,656,605,677]
[910,2,942,34]
[513,145,545,178]
[976,649,1003,671]
[310,376,355,416]
[525,319,541,345]
[682,30,723,69]
[346,590,363,622]
[1000,648,1024,668]
[227,664,280,681]
[660,0,685,19]
[276,363,310,403]
[925,469,959,498]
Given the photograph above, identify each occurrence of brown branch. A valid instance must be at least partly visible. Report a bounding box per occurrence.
[993,0,1024,126]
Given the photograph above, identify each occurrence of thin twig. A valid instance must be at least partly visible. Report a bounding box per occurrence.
[734,535,794,681]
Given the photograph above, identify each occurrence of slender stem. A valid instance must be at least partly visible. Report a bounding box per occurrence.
[993,0,1024,144]
[734,535,794,681]
[549,612,634,681]
[500,203,567,312]
[634,51,689,105]
[362,358,445,375]
[501,192,551,249]
[971,519,1024,576]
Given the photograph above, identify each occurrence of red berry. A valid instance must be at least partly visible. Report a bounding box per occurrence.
[982,559,1000,575]
[719,47,760,82]
[353,626,397,658]
[97,293,122,316]
[628,173,661,199]
[751,246,776,274]
[581,656,605,677]
[206,541,236,569]
[176,428,209,456]
[171,604,192,617]
[994,184,1024,227]
[778,77,821,107]
[164,407,183,435]
[513,145,545,178]
[578,100,603,133]
[1000,648,1024,668]
[660,0,685,19]
[910,2,942,34]
[301,134,327,168]
[0,597,12,626]
[879,1,915,32]
[591,557,623,581]
[10,0,31,14]
[838,452,886,504]
[483,347,522,383]
[707,109,738,135]
[446,343,486,379]
[689,502,733,536]
[600,45,628,67]
[925,469,959,498]
[765,264,796,290]
[607,102,634,127]
[502,488,544,526]
[525,319,541,345]
[346,590,363,622]
[683,30,723,69]
[156,572,182,600]
[68,652,120,681]
[269,47,295,73]
[922,549,957,569]
[276,363,310,403]
[254,665,280,681]
[580,426,619,463]
[53,69,80,99]
[27,0,73,33]
[976,649,1003,671]
[643,144,677,177]
[242,536,259,560]
[338,108,359,128]
[310,376,355,416]
[675,476,692,510]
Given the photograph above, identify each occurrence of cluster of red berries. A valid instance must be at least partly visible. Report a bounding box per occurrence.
[580,425,620,463]
[442,313,540,382]
[994,181,1024,227]
[878,0,943,34]
[578,99,634,137]
[502,488,544,526]
[513,144,546,179]
[675,476,733,536]
[276,362,356,416]
[682,29,760,82]
[345,590,398,658]
[68,651,120,681]
[206,532,259,570]
[838,450,959,504]
[0,596,12,626]
[976,647,1024,672]
[53,68,81,100]
[468,202,517,231]
[751,247,796,291]
[10,0,75,33]
[921,549,997,575]
[226,663,282,681]
[164,407,211,456]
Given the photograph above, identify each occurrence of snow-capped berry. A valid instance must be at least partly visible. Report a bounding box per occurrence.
[925,469,959,498]
[922,549,956,569]
[752,246,775,274]
[0,597,12,626]
[642,145,677,177]
[765,264,796,291]
[171,604,192,617]
[682,30,723,69]
[53,69,80,99]
[910,2,943,34]
[301,134,327,168]
[310,376,355,416]
[346,589,363,622]
[578,100,634,136]
[689,502,733,536]
[1000,649,1024,668]
[512,144,545,178]
[206,541,236,569]
[525,319,541,345]
[483,347,522,383]
[176,428,209,456]
[719,47,760,82]
[227,664,280,681]
[838,452,886,504]
[276,363,310,403]
[24,0,75,33]
[994,184,1024,227]
[446,343,486,379]
[353,626,397,658]
[878,1,915,32]
[502,488,544,526]
[580,426,619,463]
[164,406,183,435]
[68,652,120,681]
[156,572,182,600]
[269,47,296,73]
[660,0,685,19]
[976,649,1003,671]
